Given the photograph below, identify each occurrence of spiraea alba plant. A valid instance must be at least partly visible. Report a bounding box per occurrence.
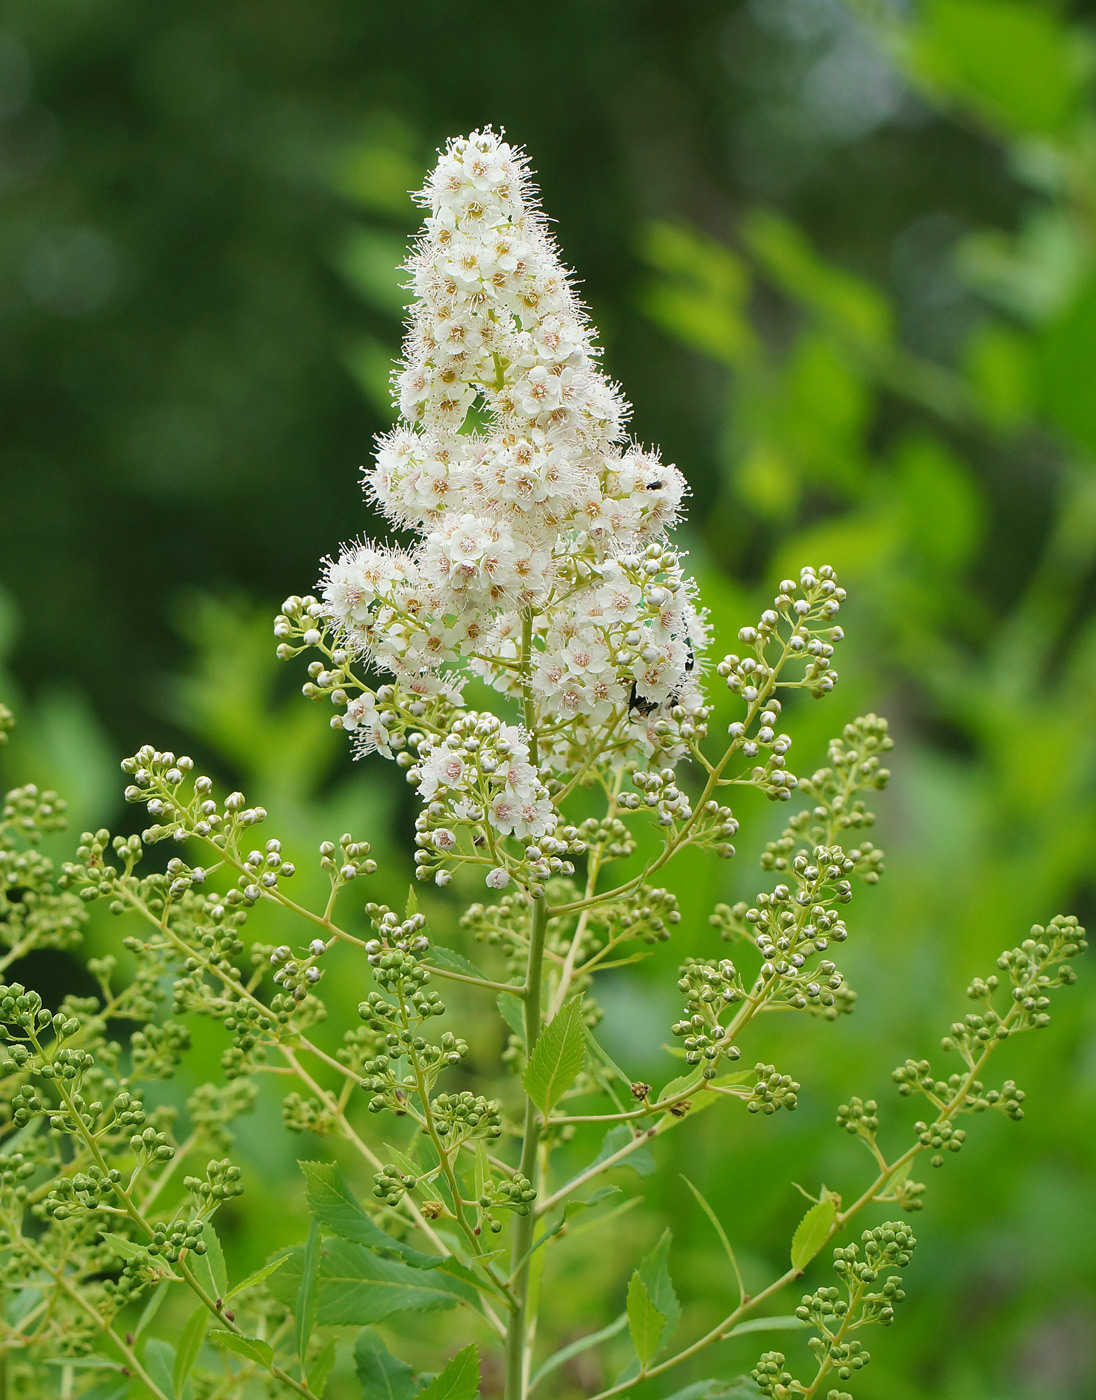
[0,132,1086,1400]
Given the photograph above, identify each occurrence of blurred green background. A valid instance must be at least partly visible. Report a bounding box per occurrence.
[2,0,1096,1396]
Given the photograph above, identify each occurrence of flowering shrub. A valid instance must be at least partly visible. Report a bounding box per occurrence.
[0,132,1085,1400]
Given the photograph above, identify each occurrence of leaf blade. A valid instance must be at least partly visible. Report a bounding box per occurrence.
[626,1273,666,1369]
[522,999,586,1116]
[354,1327,418,1400]
[173,1305,210,1393]
[416,1343,479,1400]
[296,1218,322,1373]
[208,1330,273,1367]
[790,1198,836,1272]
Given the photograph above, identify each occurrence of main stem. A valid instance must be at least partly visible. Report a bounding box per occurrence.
[506,610,548,1400]
[506,892,548,1400]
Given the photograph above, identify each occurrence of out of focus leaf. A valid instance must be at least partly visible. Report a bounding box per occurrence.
[913,0,1085,137]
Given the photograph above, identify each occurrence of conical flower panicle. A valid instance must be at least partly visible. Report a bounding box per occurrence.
[321,129,709,820]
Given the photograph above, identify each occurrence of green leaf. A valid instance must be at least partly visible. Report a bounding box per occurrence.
[913,0,1083,137]
[190,1219,228,1300]
[405,885,419,918]
[658,1384,752,1400]
[79,1381,130,1400]
[354,1327,420,1400]
[430,944,491,981]
[133,1280,169,1339]
[299,1161,439,1267]
[496,991,525,1040]
[416,1344,479,1400]
[680,1175,742,1291]
[297,1218,322,1371]
[530,1313,629,1388]
[592,1123,656,1178]
[522,998,585,1116]
[742,209,892,349]
[266,1238,475,1326]
[1039,278,1096,453]
[724,1314,810,1338]
[173,1306,210,1393]
[310,1337,338,1397]
[790,1198,836,1272]
[143,1338,176,1399]
[208,1329,273,1367]
[584,1026,633,1088]
[626,1273,667,1369]
[225,1254,289,1300]
[638,1230,680,1343]
[101,1232,144,1261]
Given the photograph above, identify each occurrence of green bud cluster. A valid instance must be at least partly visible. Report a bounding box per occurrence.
[747,1062,800,1115]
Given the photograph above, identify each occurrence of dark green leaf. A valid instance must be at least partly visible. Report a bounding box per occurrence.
[299,1161,439,1268]
[267,1238,475,1326]
[416,1344,479,1400]
[173,1306,210,1393]
[496,991,525,1040]
[310,1337,338,1397]
[354,1327,419,1400]
[592,1124,656,1178]
[522,999,585,1116]
[143,1338,176,1399]
[790,1198,836,1272]
[297,1218,322,1370]
[208,1329,273,1367]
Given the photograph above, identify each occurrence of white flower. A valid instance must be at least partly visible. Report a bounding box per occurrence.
[485,867,511,889]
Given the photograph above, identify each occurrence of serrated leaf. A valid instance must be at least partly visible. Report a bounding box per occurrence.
[638,1230,680,1343]
[354,1327,419,1400]
[267,1238,475,1325]
[297,1218,322,1371]
[790,1198,836,1272]
[430,944,490,980]
[626,1273,667,1368]
[496,991,525,1040]
[208,1329,273,1367]
[225,1253,289,1300]
[300,1161,439,1267]
[592,1123,656,1177]
[173,1306,210,1392]
[191,1219,228,1300]
[101,1232,144,1261]
[417,1343,479,1400]
[522,999,585,1116]
[144,1338,176,1398]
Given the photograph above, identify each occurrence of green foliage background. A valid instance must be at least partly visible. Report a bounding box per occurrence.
[2,0,1095,1395]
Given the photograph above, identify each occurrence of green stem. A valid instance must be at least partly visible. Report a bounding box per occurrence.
[505,892,549,1400]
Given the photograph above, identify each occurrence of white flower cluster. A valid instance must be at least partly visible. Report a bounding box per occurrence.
[410,712,568,887]
[321,129,710,857]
